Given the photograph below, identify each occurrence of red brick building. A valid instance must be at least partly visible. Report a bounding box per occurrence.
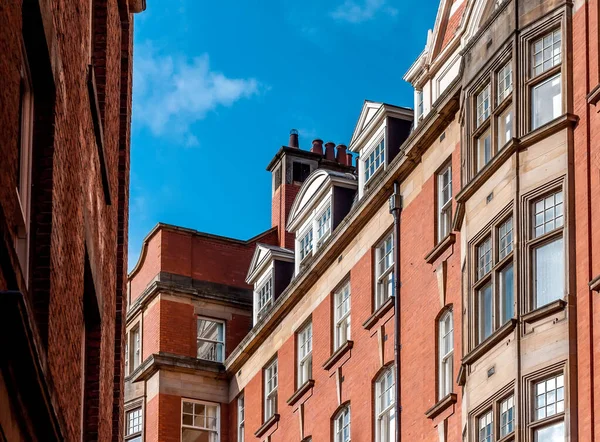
[0,0,144,440]
[125,0,600,441]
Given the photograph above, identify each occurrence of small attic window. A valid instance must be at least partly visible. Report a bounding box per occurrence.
[293,162,311,183]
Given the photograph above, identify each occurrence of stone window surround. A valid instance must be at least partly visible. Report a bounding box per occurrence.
[469,205,515,348]
[468,382,516,442]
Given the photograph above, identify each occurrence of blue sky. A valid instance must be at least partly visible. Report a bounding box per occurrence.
[129,0,440,270]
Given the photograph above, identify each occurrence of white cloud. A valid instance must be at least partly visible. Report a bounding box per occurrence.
[133,43,261,142]
[331,0,398,24]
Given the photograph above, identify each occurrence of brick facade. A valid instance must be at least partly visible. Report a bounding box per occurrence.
[124,1,599,442]
[0,0,143,441]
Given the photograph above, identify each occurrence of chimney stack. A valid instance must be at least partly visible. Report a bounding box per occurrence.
[346,153,353,167]
[325,142,336,161]
[336,145,348,164]
[311,139,324,155]
[288,129,299,148]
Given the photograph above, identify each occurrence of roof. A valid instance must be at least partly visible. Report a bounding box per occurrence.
[246,243,294,284]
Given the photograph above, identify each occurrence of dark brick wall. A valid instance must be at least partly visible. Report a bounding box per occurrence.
[0,0,136,441]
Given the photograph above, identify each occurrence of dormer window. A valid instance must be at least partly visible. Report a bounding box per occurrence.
[256,277,273,321]
[299,229,313,262]
[364,139,385,183]
[316,204,332,245]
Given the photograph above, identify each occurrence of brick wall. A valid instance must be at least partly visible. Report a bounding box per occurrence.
[0,0,136,441]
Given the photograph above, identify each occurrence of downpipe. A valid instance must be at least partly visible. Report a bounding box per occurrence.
[389,182,403,442]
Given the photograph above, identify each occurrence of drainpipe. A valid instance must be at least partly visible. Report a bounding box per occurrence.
[389,182,403,442]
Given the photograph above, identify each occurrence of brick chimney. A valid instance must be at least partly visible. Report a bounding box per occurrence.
[268,130,321,250]
[324,142,336,161]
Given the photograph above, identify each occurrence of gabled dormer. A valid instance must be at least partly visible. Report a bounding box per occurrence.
[287,169,358,274]
[348,101,413,199]
[246,243,294,324]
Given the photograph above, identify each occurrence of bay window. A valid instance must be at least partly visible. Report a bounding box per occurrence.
[529,29,563,130]
[472,216,514,344]
[529,190,565,309]
[531,374,565,442]
[125,407,142,442]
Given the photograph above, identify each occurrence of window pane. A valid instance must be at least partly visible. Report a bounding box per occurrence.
[500,396,515,437]
[477,237,492,279]
[533,191,564,238]
[497,62,513,103]
[500,264,514,324]
[531,30,562,77]
[182,427,217,442]
[498,107,513,148]
[476,85,491,127]
[478,283,493,343]
[534,238,564,308]
[535,375,565,421]
[532,73,562,130]
[477,129,492,172]
[534,421,564,442]
[499,218,513,259]
[478,411,493,442]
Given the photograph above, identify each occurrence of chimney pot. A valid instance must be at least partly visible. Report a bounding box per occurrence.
[288,129,299,148]
[325,142,336,161]
[336,144,348,164]
[346,153,353,167]
[311,139,324,155]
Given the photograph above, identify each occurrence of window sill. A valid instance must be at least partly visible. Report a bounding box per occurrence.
[363,297,394,330]
[497,432,515,442]
[522,299,567,324]
[520,113,579,149]
[254,414,280,438]
[455,139,518,204]
[589,274,600,292]
[287,379,315,406]
[588,83,600,106]
[323,340,354,370]
[462,319,517,366]
[424,233,456,264]
[425,393,457,419]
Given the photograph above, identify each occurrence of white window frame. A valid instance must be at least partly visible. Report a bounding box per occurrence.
[437,163,453,242]
[531,29,562,77]
[264,358,278,421]
[478,409,493,442]
[499,395,515,438]
[299,226,314,262]
[297,321,313,387]
[125,406,143,441]
[375,366,396,442]
[438,310,454,400]
[255,272,274,322]
[334,281,351,350]
[364,138,385,183]
[416,90,424,120]
[129,324,141,375]
[196,317,226,363]
[237,394,245,442]
[375,233,394,309]
[315,203,332,246]
[497,62,513,104]
[531,373,565,441]
[181,399,220,442]
[476,84,491,127]
[334,405,351,442]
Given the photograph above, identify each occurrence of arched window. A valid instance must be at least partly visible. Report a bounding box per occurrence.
[438,309,454,399]
[333,405,351,442]
[375,365,396,442]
